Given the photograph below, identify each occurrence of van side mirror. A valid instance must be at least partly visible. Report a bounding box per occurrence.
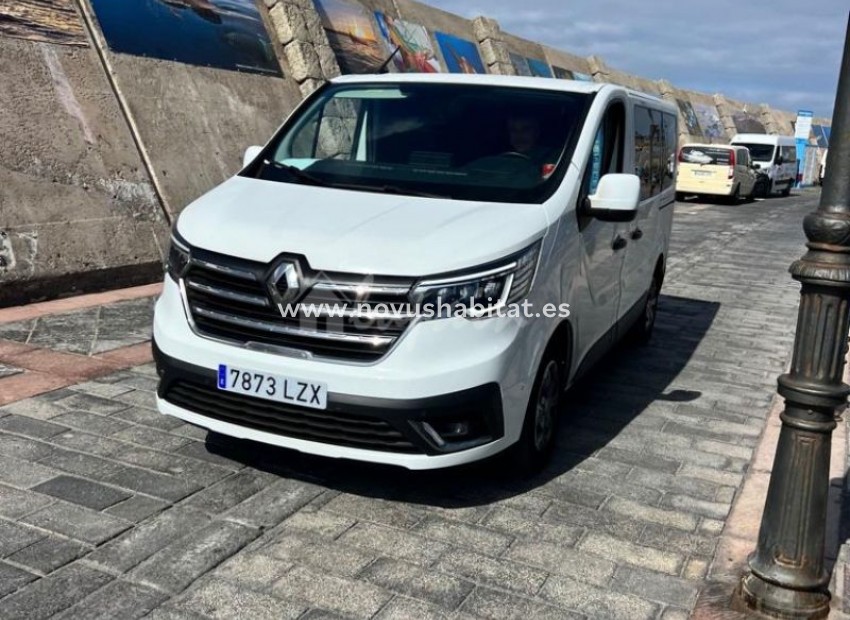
[752,163,761,170]
[775,156,784,165]
[587,174,640,222]
[243,145,263,168]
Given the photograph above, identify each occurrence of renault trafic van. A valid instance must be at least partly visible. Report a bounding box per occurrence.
[153,74,677,472]
[730,134,797,196]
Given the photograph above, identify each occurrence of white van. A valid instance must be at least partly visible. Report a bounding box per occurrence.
[730,133,797,196]
[153,74,677,472]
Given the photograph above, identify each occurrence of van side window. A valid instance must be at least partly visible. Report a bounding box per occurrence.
[634,106,654,199]
[583,101,625,197]
[662,112,677,191]
[781,145,797,164]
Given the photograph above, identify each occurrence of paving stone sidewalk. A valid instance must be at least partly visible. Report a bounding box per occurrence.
[0,193,827,619]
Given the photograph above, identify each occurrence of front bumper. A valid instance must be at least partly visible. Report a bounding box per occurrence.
[153,277,538,469]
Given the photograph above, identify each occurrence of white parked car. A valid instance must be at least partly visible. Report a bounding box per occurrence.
[153,74,677,472]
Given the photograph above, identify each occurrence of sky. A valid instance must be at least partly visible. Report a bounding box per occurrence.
[425,0,847,119]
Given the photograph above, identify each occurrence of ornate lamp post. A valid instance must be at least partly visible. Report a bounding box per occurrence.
[736,13,850,619]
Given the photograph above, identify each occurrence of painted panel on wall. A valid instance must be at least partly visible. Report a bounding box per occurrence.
[552,66,574,80]
[89,0,281,75]
[812,124,830,147]
[527,58,552,78]
[693,102,726,140]
[0,0,87,46]
[572,71,593,82]
[677,99,703,138]
[374,13,440,73]
[434,32,485,74]
[510,52,531,76]
[732,110,766,133]
[315,0,383,74]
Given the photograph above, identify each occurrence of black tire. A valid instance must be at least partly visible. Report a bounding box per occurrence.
[726,185,740,205]
[627,270,661,345]
[746,183,756,202]
[754,178,769,198]
[781,181,793,197]
[512,350,562,475]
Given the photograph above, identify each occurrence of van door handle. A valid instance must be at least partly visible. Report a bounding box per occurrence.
[631,228,643,241]
[612,236,628,251]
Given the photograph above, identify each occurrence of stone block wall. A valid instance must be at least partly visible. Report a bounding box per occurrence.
[0,0,832,304]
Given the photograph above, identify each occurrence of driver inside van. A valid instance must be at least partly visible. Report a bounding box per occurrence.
[506,114,557,170]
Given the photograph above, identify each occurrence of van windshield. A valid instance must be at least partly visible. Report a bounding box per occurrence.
[243,83,591,204]
[680,146,733,165]
[732,143,775,162]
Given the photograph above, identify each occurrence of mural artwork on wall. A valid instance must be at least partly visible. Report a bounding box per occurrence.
[527,58,553,78]
[433,32,485,74]
[374,13,440,73]
[510,54,553,78]
[552,66,574,80]
[0,0,87,46]
[693,102,726,140]
[572,71,594,82]
[732,109,766,133]
[89,0,281,75]
[676,99,703,138]
[812,124,830,148]
[510,52,531,76]
[315,0,383,74]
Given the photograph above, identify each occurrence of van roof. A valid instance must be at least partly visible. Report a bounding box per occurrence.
[331,73,672,108]
[731,133,795,144]
[681,143,736,150]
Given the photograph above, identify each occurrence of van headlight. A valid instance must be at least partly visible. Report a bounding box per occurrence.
[166,234,191,281]
[410,242,540,319]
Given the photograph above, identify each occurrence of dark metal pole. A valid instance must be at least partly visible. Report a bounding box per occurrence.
[736,13,850,619]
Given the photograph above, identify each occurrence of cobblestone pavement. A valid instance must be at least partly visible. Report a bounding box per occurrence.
[0,193,825,619]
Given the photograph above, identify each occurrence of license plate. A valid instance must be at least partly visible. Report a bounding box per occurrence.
[217,364,327,410]
[693,170,713,177]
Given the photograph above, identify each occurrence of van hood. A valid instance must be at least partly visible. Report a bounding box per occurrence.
[176,176,549,276]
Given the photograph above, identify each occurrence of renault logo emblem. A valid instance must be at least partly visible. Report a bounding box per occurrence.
[268,261,302,316]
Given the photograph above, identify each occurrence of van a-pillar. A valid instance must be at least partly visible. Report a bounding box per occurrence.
[735,14,850,619]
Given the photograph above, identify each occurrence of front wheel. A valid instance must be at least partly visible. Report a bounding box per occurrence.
[781,181,793,197]
[511,353,562,475]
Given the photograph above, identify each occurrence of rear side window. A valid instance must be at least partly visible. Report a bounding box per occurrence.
[679,146,733,165]
[662,113,677,191]
[634,106,678,199]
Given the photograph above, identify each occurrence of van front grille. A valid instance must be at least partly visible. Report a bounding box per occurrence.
[182,249,415,362]
[164,380,422,453]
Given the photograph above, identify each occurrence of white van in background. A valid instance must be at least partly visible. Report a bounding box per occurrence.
[730,134,797,197]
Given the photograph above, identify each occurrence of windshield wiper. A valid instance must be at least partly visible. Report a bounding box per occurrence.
[264,161,332,187]
[329,182,446,199]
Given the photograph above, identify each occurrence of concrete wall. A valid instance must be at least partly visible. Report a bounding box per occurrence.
[103,54,303,215]
[0,33,168,305]
[0,0,833,305]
